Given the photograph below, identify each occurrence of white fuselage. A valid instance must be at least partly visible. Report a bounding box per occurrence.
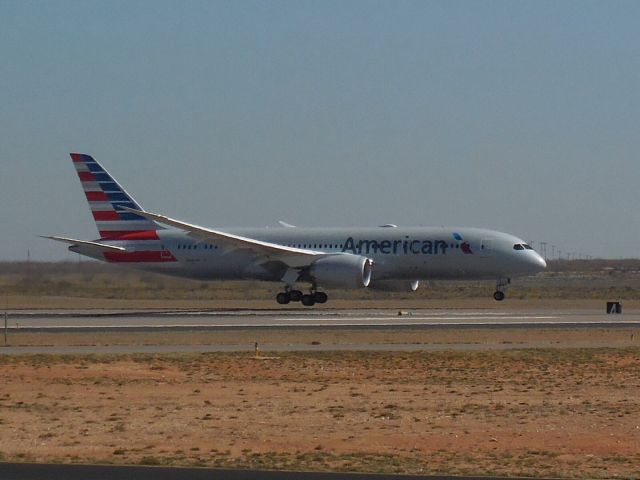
[71,226,547,284]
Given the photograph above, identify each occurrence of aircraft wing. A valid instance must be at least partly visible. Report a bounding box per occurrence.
[40,235,127,252]
[119,207,325,267]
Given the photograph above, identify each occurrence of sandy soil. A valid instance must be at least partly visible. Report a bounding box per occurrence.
[1,349,639,478]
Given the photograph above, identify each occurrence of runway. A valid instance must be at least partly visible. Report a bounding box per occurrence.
[0,462,539,480]
[2,307,639,355]
[5,308,640,332]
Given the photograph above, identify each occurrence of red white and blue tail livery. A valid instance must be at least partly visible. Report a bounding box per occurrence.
[44,153,546,306]
[71,153,160,238]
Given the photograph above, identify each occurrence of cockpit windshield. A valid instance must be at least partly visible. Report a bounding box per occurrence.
[513,243,534,251]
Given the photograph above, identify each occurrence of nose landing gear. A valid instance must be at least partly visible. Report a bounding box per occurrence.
[493,278,510,301]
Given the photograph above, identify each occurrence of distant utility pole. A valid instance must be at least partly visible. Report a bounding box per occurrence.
[551,245,555,260]
[540,242,548,260]
[4,295,7,347]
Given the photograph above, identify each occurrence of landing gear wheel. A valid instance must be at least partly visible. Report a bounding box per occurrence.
[276,292,291,304]
[313,292,328,304]
[301,294,316,307]
[493,291,505,302]
[289,290,303,302]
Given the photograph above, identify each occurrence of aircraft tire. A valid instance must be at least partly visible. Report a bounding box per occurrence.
[276,292,291,304]
[493,291,505,301]
[301,294,316,307]
[313,292,328,304]
[289,290,303,302]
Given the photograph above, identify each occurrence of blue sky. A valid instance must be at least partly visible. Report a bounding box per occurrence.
[1,0,639,260]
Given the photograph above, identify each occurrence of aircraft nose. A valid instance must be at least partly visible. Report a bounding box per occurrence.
[530,252,547,271]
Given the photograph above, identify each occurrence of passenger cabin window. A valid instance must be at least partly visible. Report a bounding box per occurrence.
[513,244,525,250]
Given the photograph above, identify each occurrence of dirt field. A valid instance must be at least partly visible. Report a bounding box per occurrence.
[4,326,640,350]
[1,348,639,478]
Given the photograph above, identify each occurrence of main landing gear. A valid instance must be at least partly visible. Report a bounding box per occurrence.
[276,289,328,306]
[493,277,510,301]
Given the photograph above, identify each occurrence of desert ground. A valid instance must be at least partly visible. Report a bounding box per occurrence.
[1,348,639,478]
[1,260,640,478]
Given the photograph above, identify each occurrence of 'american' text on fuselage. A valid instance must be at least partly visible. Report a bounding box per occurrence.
[342,237,449,255]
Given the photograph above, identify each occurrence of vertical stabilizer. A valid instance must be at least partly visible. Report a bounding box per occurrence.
[70,153,160,239]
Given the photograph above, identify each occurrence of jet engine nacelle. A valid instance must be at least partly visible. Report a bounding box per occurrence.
[368,279,420,292]
[310,254,373,289]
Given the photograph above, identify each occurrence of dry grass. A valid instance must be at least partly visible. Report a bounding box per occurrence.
[4,326,640,349]
[4,260,640,310]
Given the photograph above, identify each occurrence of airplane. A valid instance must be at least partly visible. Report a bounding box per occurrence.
[44,153,547,306]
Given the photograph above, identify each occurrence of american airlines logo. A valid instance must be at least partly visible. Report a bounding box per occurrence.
[454,232,473,254]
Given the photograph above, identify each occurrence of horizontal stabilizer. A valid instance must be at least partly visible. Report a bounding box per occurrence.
[40,235,126,252]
